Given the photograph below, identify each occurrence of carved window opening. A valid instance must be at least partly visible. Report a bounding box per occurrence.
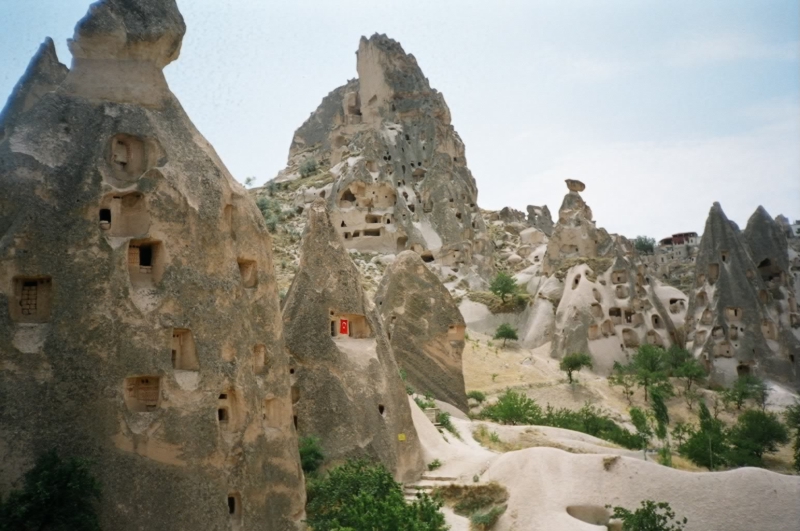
[124,376,160,412]
[708,263,719,285]
[171,329,198,371]
[253,344,267,374]
[378,404,386,416]
[99,209,112,229]
[110,134,145,178]
[611,270,628,284]
[364,228,381,237]
[10,276,52,323]
[572,274,581,290]
[128,240,163,287]
[365,214,380,224]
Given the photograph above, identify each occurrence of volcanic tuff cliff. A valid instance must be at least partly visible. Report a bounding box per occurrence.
[274,34,494,284]
[376,250,469,412]
[685,204,799,387]
[281,199,424,481]
[0,1,305,529]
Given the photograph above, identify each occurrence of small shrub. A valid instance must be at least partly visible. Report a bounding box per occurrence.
[305,459,447,531]
[415,396,436,410]
[299,436,324,474]
[481,389,542,425]
[607,500,687,531]
[471,506,506,530]
[633,236,656,255]
[427,459,442,471]
[437,412,461,439]
[299,158,317,177]
[467,390,487,403]
[726,409,789,467]
[433,482,509,516]
[0,450,101,531]
[256,196,283,233]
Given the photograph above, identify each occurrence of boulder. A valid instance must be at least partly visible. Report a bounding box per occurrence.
[376,251,468,412]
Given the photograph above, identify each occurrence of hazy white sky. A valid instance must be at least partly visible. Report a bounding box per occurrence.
[1,0,798,239]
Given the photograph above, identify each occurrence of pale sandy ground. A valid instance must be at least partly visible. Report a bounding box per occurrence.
[406,329,800,530]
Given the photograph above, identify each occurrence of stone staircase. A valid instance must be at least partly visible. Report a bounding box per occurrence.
[403,474,458,502]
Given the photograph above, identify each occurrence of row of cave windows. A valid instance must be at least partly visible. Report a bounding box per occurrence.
[7,250,258,324]
[697,258,784,288]
[693,319,781,343]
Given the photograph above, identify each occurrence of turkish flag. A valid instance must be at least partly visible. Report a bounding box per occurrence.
[340,319,349,336]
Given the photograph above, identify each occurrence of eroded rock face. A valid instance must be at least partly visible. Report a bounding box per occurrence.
[282,200,424,481]
[686,203,799,388]
[0,2,305,529]
[278,34,493,279]
[526,204,554,236]
[376,251,468,412]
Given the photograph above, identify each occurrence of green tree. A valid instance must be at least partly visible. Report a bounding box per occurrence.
[481,389,542,425]
[670,422,693,449]
[721,374,766,410]
[493,323,518,347]
[489,272,518,302]
[633,236,656,255]
[608,362,637,405]
[299,436,325,474]
[664,345,692,375]
[560,353,593,384]
[679,401,729,470]
[675,358,706,392]
[608,500,687,531]
[243,176,256,187]
[631,345,670,402]
[306,460,446,531]
[629,407,653,460]
[650,387,672,466]
[726,409,789,467]
[0,450,101,531]
[784,400,800,473]
[256,196,283,233]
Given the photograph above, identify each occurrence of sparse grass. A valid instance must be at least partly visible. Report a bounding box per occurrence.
[472,424,521,452]
[437,412,461,440]
[433,482,509,517]
[471,506,506,530]
[467,390,487,403]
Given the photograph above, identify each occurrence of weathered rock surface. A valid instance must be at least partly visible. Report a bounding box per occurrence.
[376,251,468,412]
[0,2,305,529]
[686,203,799,388]
[282,199,424,481]
[275,34,493,280]
[526,204,554,236]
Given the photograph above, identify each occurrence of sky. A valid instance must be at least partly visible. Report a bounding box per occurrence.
[1,0,798,240]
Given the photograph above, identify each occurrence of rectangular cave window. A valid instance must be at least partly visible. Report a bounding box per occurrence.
[124,376,160,412]
[218,407,229,422]
[365,214,381,224]
[11,276,53,323]
[364,228,381,237]
[99,208,112,224]
[227,491,242,528]
[171,329,199,371]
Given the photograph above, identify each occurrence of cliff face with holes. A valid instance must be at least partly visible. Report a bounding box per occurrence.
[277,34,493,283]
[685,204,799,388]
[376,251,468,412]
[282,199,424,481]
[0,1,305,529]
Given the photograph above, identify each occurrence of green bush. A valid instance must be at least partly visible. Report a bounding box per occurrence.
[467,390,487,403]
[721,374,767,410]
[256,196,283,233]
[785,400,800,473]
[471,505,506,530]
[0,450,101,531]
[489,272,518,302]
[305,459,446,531]
[436,411,461,439]
[726,409,789,467]
[427,459,442,471]
[493,323,518,347]
[679,401,729,470]
[299,436,325,474]
[560,352,593,383]
[299,158,317,177]
[608,500,687,531]
[481,389,542,425]
[415,396,436,410]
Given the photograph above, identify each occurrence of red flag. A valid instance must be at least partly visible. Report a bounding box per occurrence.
[339,319,349,336]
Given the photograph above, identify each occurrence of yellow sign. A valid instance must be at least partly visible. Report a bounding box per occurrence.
[398,433,406,441]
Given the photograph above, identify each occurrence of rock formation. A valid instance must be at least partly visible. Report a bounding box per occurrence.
[282,199,424,481]
[540,181,615,277]
[685,204,799,387]
[275,34,493,280]
[526,204,554,236]
[0,1,305,529]
[376,251,468,412]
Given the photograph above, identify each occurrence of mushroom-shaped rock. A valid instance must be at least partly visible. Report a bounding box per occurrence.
[565,179,586,192]
[282,199,424,481]
[376,251,469,412]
